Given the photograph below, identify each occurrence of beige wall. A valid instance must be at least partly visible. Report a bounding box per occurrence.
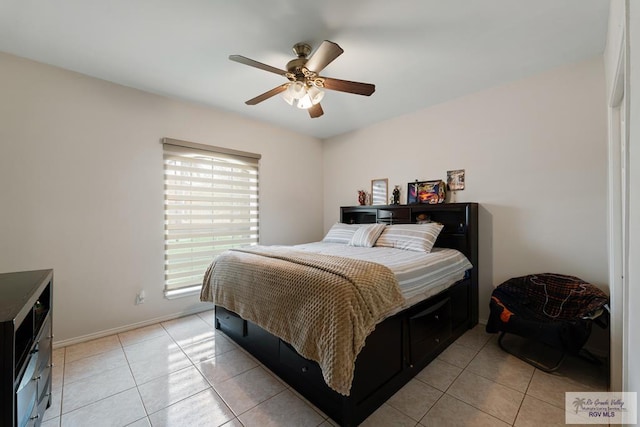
[323,57,609,324]
[0,48,615,358]
[0,52,324,343]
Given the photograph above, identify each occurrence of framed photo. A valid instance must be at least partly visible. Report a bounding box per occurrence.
[407,180,446,204]
[447,169,465,191]
[370,178,388,205]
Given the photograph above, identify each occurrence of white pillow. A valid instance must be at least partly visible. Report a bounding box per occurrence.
[374,223,444,253]
[322,223,360,244]
[349,224,386,248]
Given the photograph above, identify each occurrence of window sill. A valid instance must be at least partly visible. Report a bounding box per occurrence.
[164,285,202,300]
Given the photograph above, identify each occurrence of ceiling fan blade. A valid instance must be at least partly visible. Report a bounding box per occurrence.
[245,84,288,105]
[308,103,324,118]
[304,40,344,74]
[229,55,287,76]
[321,77,375,96]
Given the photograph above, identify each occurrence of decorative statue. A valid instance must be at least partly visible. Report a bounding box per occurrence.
[357,190,367,205]
[392,185,401,205]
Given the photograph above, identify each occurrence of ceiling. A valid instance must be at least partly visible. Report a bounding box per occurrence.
[0,0,610,139]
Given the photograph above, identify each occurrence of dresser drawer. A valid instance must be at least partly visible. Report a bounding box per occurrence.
[37,362,52,408]
[36,375,52,425]
[35,315,52,374]
[215,306,247,338]
[16,352,38,427]
[409,298,452,364]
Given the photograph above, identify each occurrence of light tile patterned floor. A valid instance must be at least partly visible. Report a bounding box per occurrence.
[42,310,609,427]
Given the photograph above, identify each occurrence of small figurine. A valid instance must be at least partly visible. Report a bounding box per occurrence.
[392,185,400,205]
[357,190,367,205]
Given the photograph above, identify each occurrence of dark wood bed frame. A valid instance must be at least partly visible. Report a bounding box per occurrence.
[214,202,478,426]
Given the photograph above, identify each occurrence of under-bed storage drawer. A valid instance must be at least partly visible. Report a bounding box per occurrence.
[215,306,247,338]
[409,297,452,364]
[279,340,323,379]
[277,340,342,416]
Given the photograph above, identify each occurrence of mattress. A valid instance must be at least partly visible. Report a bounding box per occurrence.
[292,242,473,310]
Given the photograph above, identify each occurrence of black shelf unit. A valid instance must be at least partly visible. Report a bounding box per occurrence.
[0,270,53,427]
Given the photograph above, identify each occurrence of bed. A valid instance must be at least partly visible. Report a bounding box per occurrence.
[201,202,478,426]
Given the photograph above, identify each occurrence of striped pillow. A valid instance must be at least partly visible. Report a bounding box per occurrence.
[375,223,444,253]
[322,223,361,244]
[349,224,386,248]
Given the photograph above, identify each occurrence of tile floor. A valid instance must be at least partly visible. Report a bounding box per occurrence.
[42,310,609,427]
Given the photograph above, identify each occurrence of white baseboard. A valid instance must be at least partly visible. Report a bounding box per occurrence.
[52,304,214,349]
[54,312,486,349]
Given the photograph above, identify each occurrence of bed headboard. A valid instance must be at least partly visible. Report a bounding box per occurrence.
[340,203,477,260]
[340,202,479,322]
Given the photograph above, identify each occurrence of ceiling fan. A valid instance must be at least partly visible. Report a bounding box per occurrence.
[229,40,375,118]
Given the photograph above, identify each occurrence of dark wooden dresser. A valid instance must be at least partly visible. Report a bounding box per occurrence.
[0,270,53,427]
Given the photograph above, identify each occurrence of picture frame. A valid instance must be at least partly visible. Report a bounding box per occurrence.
[371,178,388,205]
[447,169,465,191]
[407,180,446,204]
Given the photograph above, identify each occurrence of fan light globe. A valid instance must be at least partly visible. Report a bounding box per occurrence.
[288,81,306,99]
[281,84,295,105]
[297,93,313,109]
[307,85,324,105]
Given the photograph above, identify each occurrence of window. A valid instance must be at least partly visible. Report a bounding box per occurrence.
[162,138,260,298]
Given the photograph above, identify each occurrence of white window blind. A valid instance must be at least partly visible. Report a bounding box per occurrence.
[163,138,260,298]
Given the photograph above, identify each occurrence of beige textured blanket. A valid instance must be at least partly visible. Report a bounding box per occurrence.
[200,246,404,396]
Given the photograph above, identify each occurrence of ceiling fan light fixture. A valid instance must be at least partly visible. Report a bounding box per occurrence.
[282,81,323,110]
[230,40,375,119]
